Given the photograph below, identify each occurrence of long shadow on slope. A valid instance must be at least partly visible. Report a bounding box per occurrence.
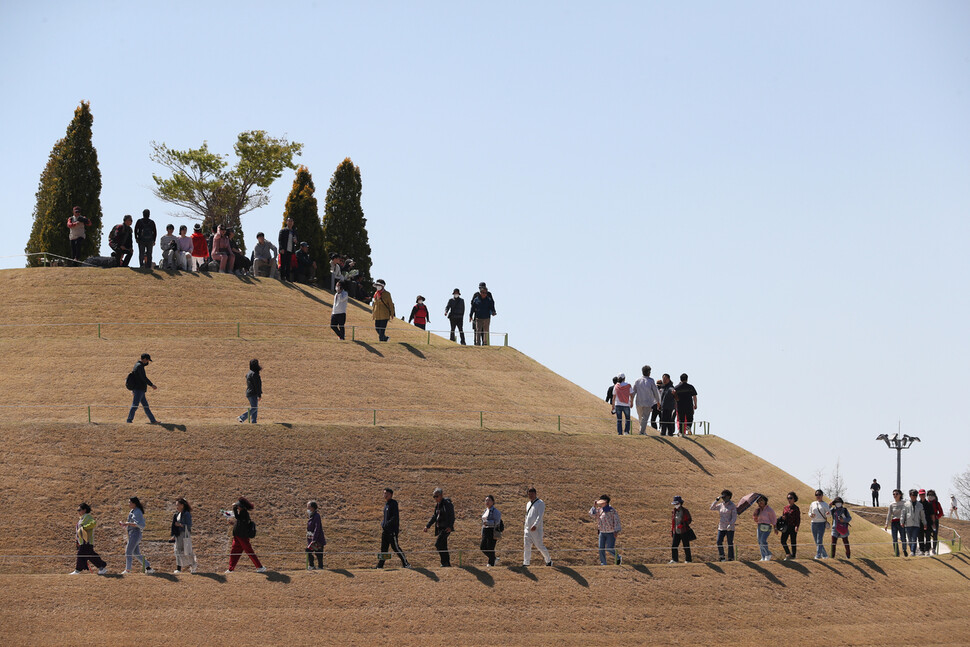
[951,553,970,566]
[653,437,712,477]
[740,560,786,587]
[858,558,887,577]
[680,435,715,458]
[160,423,186,432]
[833,559,873,580]
[412,567,439,581]
[509,565,538,581]
[459,565,495,587]
[194,572,227,583]
[353,340,384,358]
[265,571,291,583]
[330,569,354,578]
[148,572,179,582]
[703,562,724,574]
[281,281,329,306]
[931,557,970,580]
[631,564,653,577]
[809,559,845,577]
[400,343,426,360]
[775,559,810,576]
[552,565,589,587]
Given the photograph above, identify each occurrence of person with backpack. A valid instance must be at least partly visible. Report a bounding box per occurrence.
[126,353,159,424]
[444,288,466,345]
[305,501,327,570]
[66,206,92,263]
[109,215,134,267]
[424,487,455,567]
[469,282,497,346]
[119,496,155,574]
[134,209,157,269]
[71,502,108,575]
[225,497,265,573]
[371,279,395,342]
[408,295,430,330]
[237,359,262,423]
[480,495,503,567]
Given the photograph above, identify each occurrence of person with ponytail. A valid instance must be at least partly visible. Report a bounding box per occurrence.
[119,497,154,574]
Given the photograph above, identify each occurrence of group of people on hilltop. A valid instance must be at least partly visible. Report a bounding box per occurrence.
[883,487,949,557]
[607,367,698,436]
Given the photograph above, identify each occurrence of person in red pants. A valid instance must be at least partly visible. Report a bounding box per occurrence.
[225,497,266,573]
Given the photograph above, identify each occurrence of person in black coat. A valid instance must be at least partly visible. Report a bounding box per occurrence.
[134,209,157,269]
[237,359,262,423]
[376,488,410,568]
[444,289,466,345]
[126,353,159,424]
[424,487,455,567]
[278,218,299,282]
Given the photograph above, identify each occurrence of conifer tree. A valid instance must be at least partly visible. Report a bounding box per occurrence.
[25,102,103,265]
[281,166,325,281]
[321,158,373,291]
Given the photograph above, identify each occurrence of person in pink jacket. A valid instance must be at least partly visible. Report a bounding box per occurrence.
[753,495,777,561]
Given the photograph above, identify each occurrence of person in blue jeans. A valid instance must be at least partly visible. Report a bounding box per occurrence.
[808,489,831,559]
[611,373,632,435]
[126,353,158,424]
[711,489,738,561]
[589,495,622,565]
[237,359,263,423]
[119,497,154,575]
[752,495,777,561]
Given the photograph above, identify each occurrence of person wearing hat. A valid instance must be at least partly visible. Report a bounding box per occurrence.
[189,223,208,271]
[408,296,430,330]
[295,241,316,284]
[424,487,455,567]
[611,373,632,435]
[469,282,496,346]
[902,489,927,556]
[444,289,466,344]
[371,280,395,342]
[752,495,777,561]
[829,496,851,558]
[670,496,694,563]
[126,353,159,424]
[588,495,622,565]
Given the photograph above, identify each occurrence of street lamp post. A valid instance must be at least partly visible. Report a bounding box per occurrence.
[875,432,921,491]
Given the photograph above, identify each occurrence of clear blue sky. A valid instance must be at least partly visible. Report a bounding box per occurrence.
[2,2,968,505]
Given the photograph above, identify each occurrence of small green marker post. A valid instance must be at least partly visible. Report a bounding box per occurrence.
[351,326,355,341]
[480,411,483,428]
[427,331,431,345]
[237,322,240,338]
[558,415,561,431]
[97,323,101,339]
[504,333,508,347]
[87,405,92,423]
[373,409,377,426]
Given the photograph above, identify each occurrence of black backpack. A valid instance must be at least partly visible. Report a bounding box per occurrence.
[248,520,257,538]
[125,371,137,391]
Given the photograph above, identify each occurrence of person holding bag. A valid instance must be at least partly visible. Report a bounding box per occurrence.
[171,497,198,574]
[670,495,695,563]
[752,495,777,561]
[305,501,327,570]
[480,495,503,567]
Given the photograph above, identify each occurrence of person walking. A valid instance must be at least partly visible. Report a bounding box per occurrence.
[885,489,908,557]
[631,366,662,435]
[119,497,154,575]
[408,296,430,330]
[469,282,496,346]
[71,503,108,575]
[126,353,159,424]
[66,206,92,263]
[670,495,695,563]
[659,374,678,436]
[108,215,134,267]
[523,487,552,567]
[871,479,881,507]
[808,489,832,559]
[237,359,262,423]
[371,279,395,342]
[481,495,503,567]
[134,209,157,269]
[588,495,622,565]
[926,489,944,555]
[779,491,801,560]
[278,217,299,282]
[424,487,455,567]
[611,373,632,435]
[225,497,266,572]
[902,489,927,556]
[829,497,851,558]
[376,488,410,569]
[445,289,466,345]
[190,223,208,271]
[711,489,738,562]
[305,501,326,570]
[672,374,698,435]
[753,495,777,561]
[917,489,933,555]
[171,497,198,574]
[951,494,960,520]
[331,280,349,340]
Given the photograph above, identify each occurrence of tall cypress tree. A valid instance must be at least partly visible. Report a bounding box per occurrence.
[25,102,103,265]
[321,158,373,291]
[281,166,324,281]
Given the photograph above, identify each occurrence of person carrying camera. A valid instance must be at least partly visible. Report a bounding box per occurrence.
[66,206,92,263]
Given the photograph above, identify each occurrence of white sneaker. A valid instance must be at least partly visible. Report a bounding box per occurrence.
[97,567,108,575]
[256,567,267,573]
[668,560,677,564]
[190,566,197,574]
[173,570,182,574]
[225,570,233,574]
[120,570,130,575]
[69,570,83,575]
[765,555,772,561]
[145,568,155,574]
[306,565,315,571]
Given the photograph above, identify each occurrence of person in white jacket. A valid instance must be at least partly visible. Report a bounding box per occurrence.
[523,487,552,567]
[631,365,662,435]
[808,489,832,559]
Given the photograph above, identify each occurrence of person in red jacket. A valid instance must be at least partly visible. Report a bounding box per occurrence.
[670,495,694,563]
[408,296,430,330]
[190,224,209,272]
[926,489,945,555]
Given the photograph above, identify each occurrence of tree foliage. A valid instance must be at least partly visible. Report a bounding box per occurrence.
[25,101,103,265]
[953,466,970,516]
[150,130,303,251]
[321,158,374,290]
[282,166,325,280]
[827,459,847,500]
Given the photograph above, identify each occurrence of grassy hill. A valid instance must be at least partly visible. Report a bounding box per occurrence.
[2,267,968,646]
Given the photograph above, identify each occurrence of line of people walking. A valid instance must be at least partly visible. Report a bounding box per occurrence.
[607,367,698,436]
